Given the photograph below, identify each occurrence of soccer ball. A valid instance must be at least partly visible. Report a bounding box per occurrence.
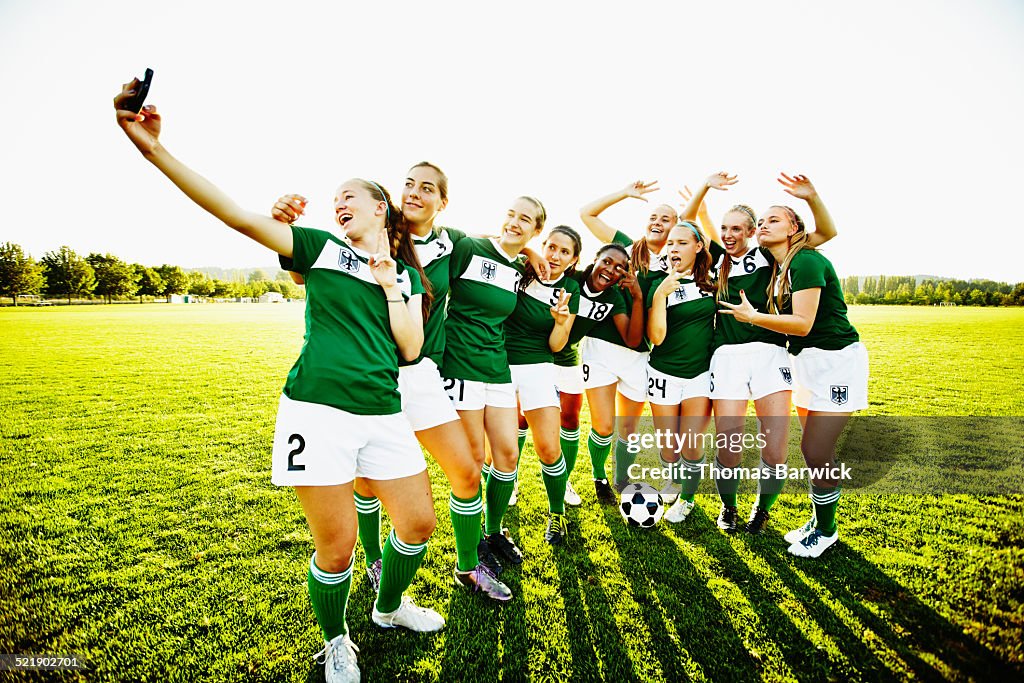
[619,483,664,528]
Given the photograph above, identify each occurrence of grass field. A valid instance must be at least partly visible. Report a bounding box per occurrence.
[1,304,1022,681]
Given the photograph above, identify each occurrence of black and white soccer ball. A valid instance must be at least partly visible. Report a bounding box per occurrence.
[619,483,664,528]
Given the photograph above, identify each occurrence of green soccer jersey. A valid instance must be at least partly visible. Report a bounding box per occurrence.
[282,226,424,415]
[442,237,525,383]
[646,275,717,379]
[785,249,860,355]
[713,244,786,349]
[411,226,467,366]
[553,272,628,367]
[504,273,581,365]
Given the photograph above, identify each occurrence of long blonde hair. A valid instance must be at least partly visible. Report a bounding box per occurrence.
[766,205,810,314]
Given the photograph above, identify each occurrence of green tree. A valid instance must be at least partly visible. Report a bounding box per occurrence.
[87,253,140,303]
[248,269,268,283]
[133,264,164,302]
[0,242,45,305]
[41,246,96,304]
[155,265,188,298]
[187,271,216,297]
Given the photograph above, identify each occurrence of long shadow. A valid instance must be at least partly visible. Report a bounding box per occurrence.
[741,506,1022,681]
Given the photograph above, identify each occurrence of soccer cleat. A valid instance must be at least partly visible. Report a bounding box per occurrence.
[594,478,616,505]
[659,480,681,506]
[365,558,382,594]
[613,478,632,494]
[544,513,569,545]
[664,498,695,524]
[486,528,525,566]
[372,595,445,632]
[744,507,771,535]
[314,633,360,683]
[717,505,739,533]
[787,528,839,558]
[784,517,816,545]
[564,481,582,506]
[508,480,519,507]
[476,537,504,576]
[454,563,513,601]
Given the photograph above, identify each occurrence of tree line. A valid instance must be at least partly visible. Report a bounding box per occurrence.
[0,243,304,305]
[840,275,1024,307]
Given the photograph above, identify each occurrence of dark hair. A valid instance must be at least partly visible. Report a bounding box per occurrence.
[715,204,758,303]
[579,243,630,290]
[520,225,582,290]
[408,161,448,202]
[356,179,433,321]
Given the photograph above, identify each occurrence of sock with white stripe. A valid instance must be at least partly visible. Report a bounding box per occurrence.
[588,430,613,480]
[449,491,483,571]
[676,456,706,502]
[307,553,353,641]
[560,427,580,475]
[756,459,786,512]
[517,428,529,455]
[713,457,740,508]
[614,437,636,486]
[541,455,568,515]
[484,466,517,536]
[375,530,428,614]
[811,484,841,536]
[354,492,382,567]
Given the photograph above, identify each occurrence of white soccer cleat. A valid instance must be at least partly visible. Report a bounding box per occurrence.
[787,528,839,558]
[659,480,681,506]
[314,633,360,683]
[372,596,445,632]
[664,498,695,523]
[783,517,816,545]
[563,480,582,506]
[508,480,519,507]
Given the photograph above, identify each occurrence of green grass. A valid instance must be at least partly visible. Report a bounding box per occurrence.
[1,304,1022,681]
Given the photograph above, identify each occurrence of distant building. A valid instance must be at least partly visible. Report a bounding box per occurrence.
[259,292,284,304]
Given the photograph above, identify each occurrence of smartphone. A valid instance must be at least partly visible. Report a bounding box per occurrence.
[123,68,154,114]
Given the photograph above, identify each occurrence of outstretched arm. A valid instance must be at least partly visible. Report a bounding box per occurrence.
[779,173,836,248]
[719,288,820,336]
[579,181,659,243]
[679,185,722,247]
[114,80,294,257]
[679,172,737,232]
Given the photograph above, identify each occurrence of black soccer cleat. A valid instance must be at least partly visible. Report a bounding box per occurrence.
[486,528,525,566]
[744,507,771,534]
[477,537,504,576]
[717,505,739,534]
[544,513,569,545]
[594,478,616,505]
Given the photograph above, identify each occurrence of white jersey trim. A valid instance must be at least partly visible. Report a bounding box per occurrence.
[310,240,413,297]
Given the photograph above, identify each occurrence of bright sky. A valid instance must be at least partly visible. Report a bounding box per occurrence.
[1,0,1022,281]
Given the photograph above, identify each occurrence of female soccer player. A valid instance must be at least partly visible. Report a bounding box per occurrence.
[646,221,717,523]
[114,81,442,682]
[504,226,580,542]
[579,181,670,495]
[720,203,867,557]
[441,197,547,567]
[680,172,837,534]
[272,162,512,602]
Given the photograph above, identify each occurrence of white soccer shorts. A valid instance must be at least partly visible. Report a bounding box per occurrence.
[441,377,517,411]
[790,342,869,412]
[510,362,560,412]
[581,337,649,403]
[645,366,712,405]
[709,341,793,401]
[398,357,460,431]
[554,363,585,395]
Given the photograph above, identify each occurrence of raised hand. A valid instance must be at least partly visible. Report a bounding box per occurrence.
[271,194,307,224]
[369,230,398,289]
[718,289,757,323]
[620,272,643,300]
[114,79,161,154]
[778,173,817,202]
[705,171,738,191]
[623,180,660,201]
[550,290,572,325]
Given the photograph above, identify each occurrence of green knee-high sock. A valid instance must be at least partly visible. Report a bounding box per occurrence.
[588,430,614,480]
[354,492,382,566]
[308,554,353,641]
[541,455,568,515]
[375,530,428,614]
[614,437,636,485]
[449,491,483,572]
[756,460,787,512]
[560,427,580,475]
[484,466,517,535]
[713,457,741,508]
[811,484,841,536]
[517,428,529,455]
[676,456,706,502]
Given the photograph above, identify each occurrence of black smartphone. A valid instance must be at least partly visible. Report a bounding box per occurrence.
[123,68,154,114]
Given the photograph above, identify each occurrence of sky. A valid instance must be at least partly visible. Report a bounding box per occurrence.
[1,0,1022,281]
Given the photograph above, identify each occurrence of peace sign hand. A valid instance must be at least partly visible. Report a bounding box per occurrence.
[778,173,817,202]
[550,290,572,325]
[620,272,643,299]
[369,230,398,289]
[623,180,660,201]
[717,289,757,323]
[654,270,685,299]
